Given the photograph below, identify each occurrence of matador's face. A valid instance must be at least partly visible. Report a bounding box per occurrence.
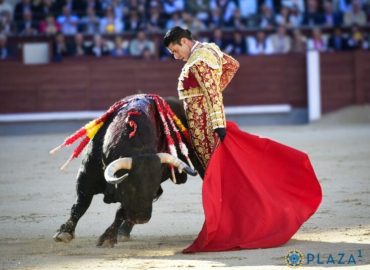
[167,38,192,62]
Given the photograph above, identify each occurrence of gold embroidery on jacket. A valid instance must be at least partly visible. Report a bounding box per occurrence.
[177,42,240,169]
[177,42,223,95]
[184,96,218,168]
[191,61,226,129]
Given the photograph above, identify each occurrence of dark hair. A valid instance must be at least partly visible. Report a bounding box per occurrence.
[163,27,192,47]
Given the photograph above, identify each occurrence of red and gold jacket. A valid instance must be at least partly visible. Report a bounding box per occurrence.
[177,42,240,129]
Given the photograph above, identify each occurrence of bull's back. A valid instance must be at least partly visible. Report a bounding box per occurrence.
[102,98,160,162]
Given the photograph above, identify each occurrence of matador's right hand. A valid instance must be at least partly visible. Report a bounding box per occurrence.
[214,128,226,142]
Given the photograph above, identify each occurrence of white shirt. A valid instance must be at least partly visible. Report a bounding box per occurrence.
[191,41,200,53]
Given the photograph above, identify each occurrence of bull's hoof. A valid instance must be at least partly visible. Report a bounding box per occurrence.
[53,231,74,243]
[96,236,117,248]
[97,238,116,248]
[119,235,131,242]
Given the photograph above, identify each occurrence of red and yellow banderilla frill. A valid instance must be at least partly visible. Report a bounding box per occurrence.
[50,95,194,178]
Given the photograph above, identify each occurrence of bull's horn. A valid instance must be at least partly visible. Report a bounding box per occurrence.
[104,157,132,185]
[157,153,197,176]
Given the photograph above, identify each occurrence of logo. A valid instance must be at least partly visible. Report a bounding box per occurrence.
[285,249,364,267]
[286,249,305,267]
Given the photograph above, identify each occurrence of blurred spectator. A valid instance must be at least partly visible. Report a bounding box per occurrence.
[70,32,90,56]
[100,6,123,34]
[208,7,224,29]
[307,27,327,51]
[57,5,79,35]
[281,0,305,12]
[142,47,155,60]
[14,0,33,22]
[39,14,60,35]
[80,7,100,35]
[259,4,276,29]
[111,35,129,57]
[291,28,307,52]
[3,0,369,59]
[0,10,12,35]
[227,8,247,30]
[347,24,369,49]
[289,4,303,27]
[335,0,350,13]
[344,0,367,26]
[145,6,164,32]
[237,0,258,18]
[147,0,162,10]
[302,0,324,26]
[33,0,57,22]
[54,0,86,17]
[0,0,13,19]
[129,30,155,57]
[165,11,184,30]
[125,0,146,18]
[270,25,292,53]
[85,0,103,17]
[124,9,143,32]
[52,32,70,61]
[163,0,185,17]
[90,34,110,57]
[327,27,349,51]
[209,27,228,50]
[337,0,366,13]
[248,31,273,55]
[17,10,38,35]
[210,0,237,23]
[225,31,247,56]
[323,0,343,27]
[263,0,282,13]
[182,11,206,33]
[185,0,209,25]
[110,0,124,20]
[275,5,292,27]
[0,34,10,59]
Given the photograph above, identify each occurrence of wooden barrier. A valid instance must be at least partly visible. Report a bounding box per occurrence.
[0,52,369,114]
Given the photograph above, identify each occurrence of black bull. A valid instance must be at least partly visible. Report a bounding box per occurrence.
[53,96,205,247]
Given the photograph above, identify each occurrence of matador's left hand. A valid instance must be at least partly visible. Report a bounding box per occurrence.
[214,128,226,142]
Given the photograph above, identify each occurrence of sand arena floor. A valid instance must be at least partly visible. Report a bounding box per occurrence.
[0,105,369,270]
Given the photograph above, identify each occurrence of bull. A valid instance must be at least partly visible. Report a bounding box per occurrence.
[52,94,204,247]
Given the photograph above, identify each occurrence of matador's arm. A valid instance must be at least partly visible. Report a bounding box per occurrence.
[220,53,240,91]
[190,61,226,130]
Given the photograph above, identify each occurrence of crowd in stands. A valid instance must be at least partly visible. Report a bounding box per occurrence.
[0,0,370,61]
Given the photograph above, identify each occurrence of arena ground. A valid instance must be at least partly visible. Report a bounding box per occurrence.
[0,105,369,270]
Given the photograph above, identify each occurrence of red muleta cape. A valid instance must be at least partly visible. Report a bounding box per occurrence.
[183,121,322,253]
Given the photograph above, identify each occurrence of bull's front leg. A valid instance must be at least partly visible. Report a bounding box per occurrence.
[118,220,135,239]
[53,185,94,243]
[96,205,126,248]
[53,193,93,243]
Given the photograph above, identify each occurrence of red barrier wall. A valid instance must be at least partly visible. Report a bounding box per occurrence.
[1,52,369,114]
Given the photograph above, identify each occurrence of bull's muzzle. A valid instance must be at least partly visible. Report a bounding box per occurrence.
[104,153,197,185]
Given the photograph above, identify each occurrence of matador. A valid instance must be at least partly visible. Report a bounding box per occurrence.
[164,27,240,169]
